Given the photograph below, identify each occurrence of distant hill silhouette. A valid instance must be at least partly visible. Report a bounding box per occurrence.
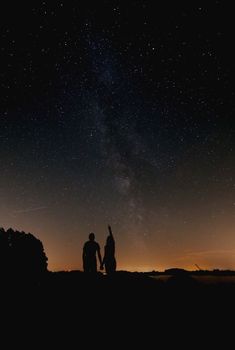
[164,268,188,275]
[0,227,48,281]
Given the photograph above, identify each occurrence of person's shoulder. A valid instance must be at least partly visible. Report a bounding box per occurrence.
[95,241,100,249]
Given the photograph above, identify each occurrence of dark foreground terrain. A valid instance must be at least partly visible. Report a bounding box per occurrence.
[2,271,234,346]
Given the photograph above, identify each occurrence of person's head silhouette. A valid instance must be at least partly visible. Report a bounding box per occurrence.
[106,235,112,245]
[89,233,95,241]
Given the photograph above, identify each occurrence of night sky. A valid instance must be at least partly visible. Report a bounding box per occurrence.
[1,1,234,271]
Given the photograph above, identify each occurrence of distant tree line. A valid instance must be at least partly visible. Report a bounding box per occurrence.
[0,227,48,280]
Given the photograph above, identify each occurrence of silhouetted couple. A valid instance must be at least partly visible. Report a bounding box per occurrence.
[82,225,116,274]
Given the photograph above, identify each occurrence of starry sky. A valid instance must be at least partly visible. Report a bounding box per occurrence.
[1,1,234,271]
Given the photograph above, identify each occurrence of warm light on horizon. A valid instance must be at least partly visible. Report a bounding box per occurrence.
[1,2,234,278]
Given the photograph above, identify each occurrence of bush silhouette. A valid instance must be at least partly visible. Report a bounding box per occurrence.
[0,227,48,280]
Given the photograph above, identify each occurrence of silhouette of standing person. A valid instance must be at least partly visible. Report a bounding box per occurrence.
[83,233,102,273]
[101,225,116,274]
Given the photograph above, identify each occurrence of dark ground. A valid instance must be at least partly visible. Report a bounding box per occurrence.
[2,271,234,346]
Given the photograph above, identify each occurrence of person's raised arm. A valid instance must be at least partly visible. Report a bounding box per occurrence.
[108,225,113,238]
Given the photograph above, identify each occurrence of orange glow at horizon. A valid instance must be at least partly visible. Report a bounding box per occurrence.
[1,1,234,279]
[1,198,235,272]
